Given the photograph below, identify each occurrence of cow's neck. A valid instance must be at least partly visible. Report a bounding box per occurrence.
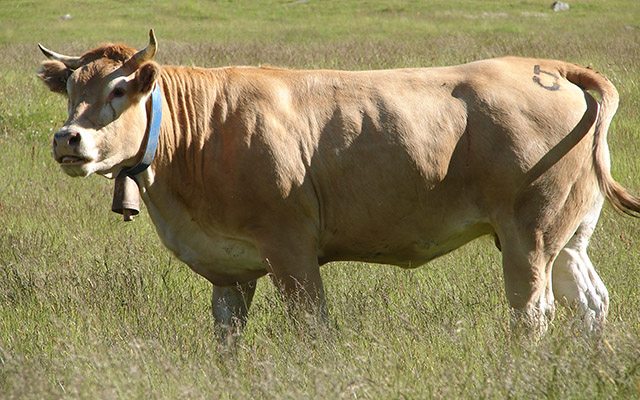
[155,66,223,168]
[136,66,227,226]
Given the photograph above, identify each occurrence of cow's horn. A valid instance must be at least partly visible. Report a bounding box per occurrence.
[130,29,157,67]
[38,44,83,70]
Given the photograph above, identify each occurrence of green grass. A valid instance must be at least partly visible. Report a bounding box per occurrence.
[2,0,640,398]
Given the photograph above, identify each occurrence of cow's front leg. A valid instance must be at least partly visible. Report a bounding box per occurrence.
[267,265,326,320]
[211,280,257,338]
[259,236,326,319]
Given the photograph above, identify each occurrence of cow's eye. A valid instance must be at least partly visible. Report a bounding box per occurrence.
[112,87,126,98]
[107,87,127,103]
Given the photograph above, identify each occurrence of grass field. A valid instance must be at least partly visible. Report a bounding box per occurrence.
[2,0,640,398]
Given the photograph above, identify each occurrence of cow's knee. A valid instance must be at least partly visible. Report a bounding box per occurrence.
[211,281,257,338]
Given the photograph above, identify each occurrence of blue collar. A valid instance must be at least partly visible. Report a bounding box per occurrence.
[126,83,162,176]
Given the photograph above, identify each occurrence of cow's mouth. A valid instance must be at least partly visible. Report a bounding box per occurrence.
[59,155,89,165]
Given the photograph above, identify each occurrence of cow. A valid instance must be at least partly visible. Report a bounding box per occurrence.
[38,30,640,339]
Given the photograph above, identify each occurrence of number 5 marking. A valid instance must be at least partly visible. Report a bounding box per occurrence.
[532,65,560,91]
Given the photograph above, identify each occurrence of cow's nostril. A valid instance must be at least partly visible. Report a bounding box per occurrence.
[68,132,81,146]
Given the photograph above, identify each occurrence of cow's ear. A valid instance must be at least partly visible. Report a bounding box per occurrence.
[37,60,71,94]
[134,61,161,96]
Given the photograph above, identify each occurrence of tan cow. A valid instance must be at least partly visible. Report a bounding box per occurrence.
[38,30,640,338]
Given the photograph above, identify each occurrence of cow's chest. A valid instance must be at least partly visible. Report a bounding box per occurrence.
[144,198,265,285]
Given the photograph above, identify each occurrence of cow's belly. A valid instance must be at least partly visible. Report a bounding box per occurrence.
[321,219,494,267]
[146,204,265,285]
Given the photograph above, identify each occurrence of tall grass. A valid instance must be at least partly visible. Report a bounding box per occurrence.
[1,0,640,398]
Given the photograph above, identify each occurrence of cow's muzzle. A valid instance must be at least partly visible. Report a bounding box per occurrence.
[52,129,89,165]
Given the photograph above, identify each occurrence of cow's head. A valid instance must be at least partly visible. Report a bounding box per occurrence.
[38,30,161,178]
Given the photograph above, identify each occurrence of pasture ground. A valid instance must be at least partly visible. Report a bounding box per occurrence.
[1,1,640,398]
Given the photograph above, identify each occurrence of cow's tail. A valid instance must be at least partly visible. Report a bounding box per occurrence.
[563,63,640,217]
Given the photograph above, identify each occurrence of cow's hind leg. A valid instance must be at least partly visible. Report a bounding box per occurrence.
[500,231,557,340]
[553,194,609,333]
[211,280,257,338]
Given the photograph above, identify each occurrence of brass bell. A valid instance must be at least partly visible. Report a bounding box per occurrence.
[111,170,140,221]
